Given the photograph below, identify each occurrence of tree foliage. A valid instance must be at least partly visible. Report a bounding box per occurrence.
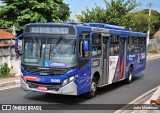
[76,0,160,36]
[0,0,70,30]
[131,9,160,37]
[76,0,139,29]
[0,63,11,78]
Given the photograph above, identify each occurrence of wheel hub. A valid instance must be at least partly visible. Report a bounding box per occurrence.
[91,82,96,92]
[129,73,132,81]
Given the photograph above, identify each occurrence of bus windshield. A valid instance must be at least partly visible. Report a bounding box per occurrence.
[22,37,76,68]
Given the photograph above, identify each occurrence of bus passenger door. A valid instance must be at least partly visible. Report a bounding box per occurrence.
[102,34,109,85]
[109,35,120,84]
[119,37,127,79]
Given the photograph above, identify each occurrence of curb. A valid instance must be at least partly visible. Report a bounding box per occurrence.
[0,80,20,88]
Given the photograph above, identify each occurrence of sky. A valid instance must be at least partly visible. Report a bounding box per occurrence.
[0,0,160,18]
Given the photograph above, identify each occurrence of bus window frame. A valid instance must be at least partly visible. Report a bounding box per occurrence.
[110,35,120,56]
[128,36,146,54]
[92,33,102,58]
[128,36,135,54]
[78,31,91,70]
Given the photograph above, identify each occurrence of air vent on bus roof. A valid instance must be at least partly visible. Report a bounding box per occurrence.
[66,22,78,25]
[66,22,87,26]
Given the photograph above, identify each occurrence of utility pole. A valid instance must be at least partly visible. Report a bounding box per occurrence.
[147,2,152,45]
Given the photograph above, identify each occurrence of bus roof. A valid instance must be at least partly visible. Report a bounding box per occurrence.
[25,22,146,37]
[66,22,146,36]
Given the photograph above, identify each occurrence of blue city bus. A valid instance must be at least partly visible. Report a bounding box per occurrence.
[15,22,147,98]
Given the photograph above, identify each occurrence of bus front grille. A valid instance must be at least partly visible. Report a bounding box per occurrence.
[27,81,61,90]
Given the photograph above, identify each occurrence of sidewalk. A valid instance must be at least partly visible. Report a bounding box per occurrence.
[147,53,160,60]
[0,76,20,87]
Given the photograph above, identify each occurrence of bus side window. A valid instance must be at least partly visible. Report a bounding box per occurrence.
[134,37,141,53]
[92,34,102,57]
[128,36,135,54]
[143,37,146,45]
[79,33,90,59]
[110,35,119,56]
[141,37,146,52]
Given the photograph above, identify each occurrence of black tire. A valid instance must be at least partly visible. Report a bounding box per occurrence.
[85,77,98,98]
[125,67,133,84]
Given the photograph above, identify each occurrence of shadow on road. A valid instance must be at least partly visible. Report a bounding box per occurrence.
[24,73,144,104]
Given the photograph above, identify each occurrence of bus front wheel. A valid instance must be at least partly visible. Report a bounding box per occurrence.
[85,77,97,98]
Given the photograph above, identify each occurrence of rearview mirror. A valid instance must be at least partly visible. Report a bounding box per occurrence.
[83,40,89,52]
[15,34,23,56]
[15,48,23,56]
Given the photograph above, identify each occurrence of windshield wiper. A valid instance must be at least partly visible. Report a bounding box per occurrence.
[49,36,62,52]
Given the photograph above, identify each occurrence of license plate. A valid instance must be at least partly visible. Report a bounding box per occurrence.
[38,86,48,91]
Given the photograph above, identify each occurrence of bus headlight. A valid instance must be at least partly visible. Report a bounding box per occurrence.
[69,76,75,81]
[62,75,75,86]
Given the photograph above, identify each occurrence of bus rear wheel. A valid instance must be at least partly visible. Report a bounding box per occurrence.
[85,77,97,98]
[125,67,133,84]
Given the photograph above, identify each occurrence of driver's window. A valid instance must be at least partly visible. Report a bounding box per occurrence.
[79,32,90,59]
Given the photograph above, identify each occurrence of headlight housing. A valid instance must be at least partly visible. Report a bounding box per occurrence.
[62,75,75,86]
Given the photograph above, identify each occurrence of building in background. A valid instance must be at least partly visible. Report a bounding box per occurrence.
[0,29,20,76]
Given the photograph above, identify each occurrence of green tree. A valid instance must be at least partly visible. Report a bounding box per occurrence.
[0,0,70,30]
[76,5,106,23]
[143,9,160,34]
[131,11,149,32]
[76,0,139,29]
[131,9,160,37]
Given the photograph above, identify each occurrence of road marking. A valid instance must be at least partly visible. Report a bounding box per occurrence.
[114,86,159,113]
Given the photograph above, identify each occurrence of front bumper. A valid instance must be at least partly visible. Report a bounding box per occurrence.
[21,78,77,95]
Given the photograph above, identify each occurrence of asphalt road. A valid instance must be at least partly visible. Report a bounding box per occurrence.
[0,58,160,113]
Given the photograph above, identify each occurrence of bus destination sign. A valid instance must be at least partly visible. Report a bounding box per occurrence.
[29,27,69,34]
